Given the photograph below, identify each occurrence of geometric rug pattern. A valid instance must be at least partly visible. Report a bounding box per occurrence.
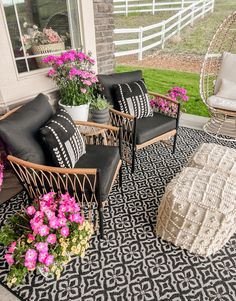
[1,127,236,301]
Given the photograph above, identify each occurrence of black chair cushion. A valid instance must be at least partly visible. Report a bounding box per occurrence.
[75,144,120,201]
[112,80,153,118]
[0,93,53,165]
[136,112,177,145]
[40,108,86,168]
[98,70,143,109]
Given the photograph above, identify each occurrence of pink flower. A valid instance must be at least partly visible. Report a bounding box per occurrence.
[44,254,54,266]
[60,226,70,237]
[83,80,92,86]
[69,213,84,224]
[26,206,36,216]
[49,218,59,229]
[47,69,56,77]
[80,88,87,94]
[5,254,14,265]
[58,217,67,227]
[56,59,63,66]
[47,234,57,244]
[25,249,37,261]
[69,67,78,77]
[35,242,48,253]
[45,209,55,219]
[24,260,36,271]
[8,241,16,254]
[38,252,48,264]
[38,225,50,237]
[27,234,35,242]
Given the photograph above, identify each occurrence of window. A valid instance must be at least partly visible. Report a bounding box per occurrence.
[2,0,82,74]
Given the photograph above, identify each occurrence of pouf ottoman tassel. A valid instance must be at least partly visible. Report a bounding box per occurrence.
[156,167,236,257]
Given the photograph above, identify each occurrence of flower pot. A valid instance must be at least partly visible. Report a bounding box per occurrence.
[59,101,90,121]
[91,108,110,124]
[32,42,65,68]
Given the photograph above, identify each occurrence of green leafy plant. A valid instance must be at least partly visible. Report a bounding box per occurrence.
[90,95,111,111]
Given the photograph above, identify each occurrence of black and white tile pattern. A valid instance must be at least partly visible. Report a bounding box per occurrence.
[1,127,236,301]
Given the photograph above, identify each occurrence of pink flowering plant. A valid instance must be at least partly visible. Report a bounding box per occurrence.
[0,162,3,191]
[0,192,93,287]
[42,50,98,106]
[150,87,189,116]
[21,23,66,50]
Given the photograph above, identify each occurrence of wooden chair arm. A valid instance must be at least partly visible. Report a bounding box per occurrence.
[109,108,135,120]
[148,91,179,105]
[74,120,119,132]
[7,155,97,175]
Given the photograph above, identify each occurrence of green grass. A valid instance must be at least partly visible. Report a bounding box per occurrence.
[116,65,210,117]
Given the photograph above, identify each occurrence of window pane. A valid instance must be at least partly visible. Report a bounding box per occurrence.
[3,0,82,73]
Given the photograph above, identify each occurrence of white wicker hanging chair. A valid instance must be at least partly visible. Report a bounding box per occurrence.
[200,11,236,141]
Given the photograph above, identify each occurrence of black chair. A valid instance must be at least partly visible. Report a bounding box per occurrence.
[0,94,122,239]
[98,70,180,173]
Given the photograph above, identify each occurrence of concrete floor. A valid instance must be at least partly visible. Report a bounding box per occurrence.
[0,113,208,301]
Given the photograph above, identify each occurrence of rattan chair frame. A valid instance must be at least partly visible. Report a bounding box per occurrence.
[200,11,236,141]
[1,110,123,239]
[109,91,180,173]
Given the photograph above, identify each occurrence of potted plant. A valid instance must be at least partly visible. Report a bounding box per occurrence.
[90,95,111,124]
[0,192,93,287]
[43,50,98,121]
[21,23,66,68]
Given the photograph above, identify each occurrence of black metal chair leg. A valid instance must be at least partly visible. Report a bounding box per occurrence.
[131,149,136,173]
[172,133,178,154]
[98,205,104,240]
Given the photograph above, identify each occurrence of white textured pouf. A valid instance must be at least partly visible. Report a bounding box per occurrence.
[156,167,236,256]
[188,143,236,175]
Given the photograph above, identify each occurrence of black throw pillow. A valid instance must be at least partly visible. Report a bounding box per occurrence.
[40,108,86,168]
[97,70,143,109]
[112,80,153,118]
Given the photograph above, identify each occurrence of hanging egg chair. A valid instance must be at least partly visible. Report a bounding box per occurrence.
[200,11,236,141]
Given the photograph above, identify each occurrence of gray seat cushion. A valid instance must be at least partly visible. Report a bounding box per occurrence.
[75,144,120,201]
[0,94,53,165]
[136,112,177,145]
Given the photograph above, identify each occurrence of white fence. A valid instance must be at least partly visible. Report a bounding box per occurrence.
[114,0,199,15]
[114,0,215,59]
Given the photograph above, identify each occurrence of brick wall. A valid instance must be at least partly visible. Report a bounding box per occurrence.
[93,0,115,74]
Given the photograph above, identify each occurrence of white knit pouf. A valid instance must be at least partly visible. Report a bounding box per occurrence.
[156,167,236,256]
[188,143,236,176]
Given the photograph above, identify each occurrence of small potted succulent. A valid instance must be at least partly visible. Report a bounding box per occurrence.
[90,95,111,124]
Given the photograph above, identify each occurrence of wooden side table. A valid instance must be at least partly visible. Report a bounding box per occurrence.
[77,125,108,145]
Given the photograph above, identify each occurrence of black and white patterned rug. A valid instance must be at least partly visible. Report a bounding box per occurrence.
[1,127,236,301]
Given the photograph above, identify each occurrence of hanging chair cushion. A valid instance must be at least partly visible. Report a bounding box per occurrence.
[215,52,236,94]
[216,78,236,100]
[208,95,236,112]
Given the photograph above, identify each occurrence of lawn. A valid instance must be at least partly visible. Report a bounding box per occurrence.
[116,65,210,117]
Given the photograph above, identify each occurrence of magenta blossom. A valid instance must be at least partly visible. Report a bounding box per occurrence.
[24,260,36,271]
[47,234,57,244]
[25,249,37,261]
[26,206,36,216]
[8,241,16,254]
[27,234,35,242]
[38,225,50,237]
[44,254,54,266]
[69,213,84,224]
[49,218,59,229]
[35,242,48,253]
[60,226,70,237]
[80,88,87,94]
[38,252,48,264]
[47,69,56,77]
[5,254,14,265]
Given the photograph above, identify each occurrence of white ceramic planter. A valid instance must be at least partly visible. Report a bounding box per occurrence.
[59,101,90,121]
